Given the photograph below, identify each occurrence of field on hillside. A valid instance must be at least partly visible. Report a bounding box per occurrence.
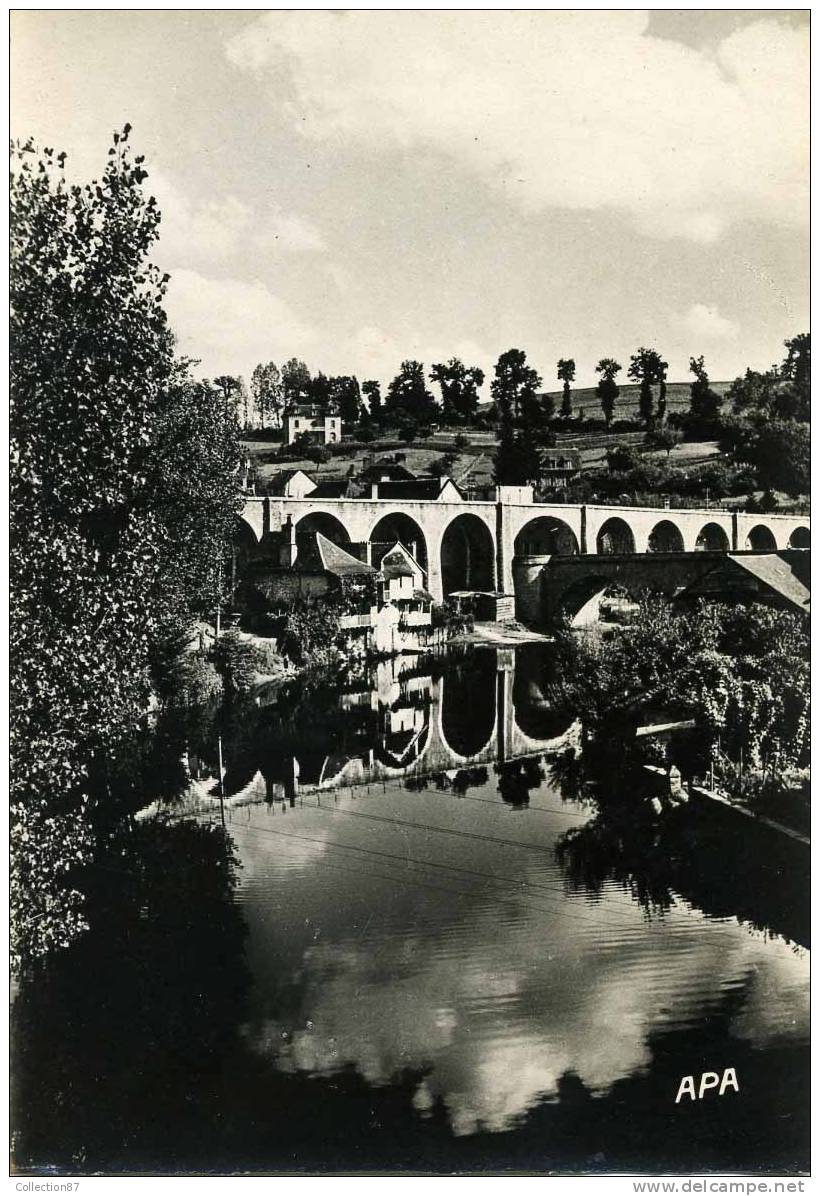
[542,380,732,420]
[240,380,735,494]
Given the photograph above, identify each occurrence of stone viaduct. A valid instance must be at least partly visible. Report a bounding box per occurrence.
[238,487,809,621]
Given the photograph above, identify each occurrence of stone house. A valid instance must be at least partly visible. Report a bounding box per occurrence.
[283,403,342,446]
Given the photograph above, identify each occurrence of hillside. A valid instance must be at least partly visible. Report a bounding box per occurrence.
[542,380,732,419]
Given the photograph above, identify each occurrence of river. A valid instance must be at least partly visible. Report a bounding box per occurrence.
[11,644,809,1174]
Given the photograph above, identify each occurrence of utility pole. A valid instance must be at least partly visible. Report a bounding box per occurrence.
[217,735,226,831]
[215,558,222,640]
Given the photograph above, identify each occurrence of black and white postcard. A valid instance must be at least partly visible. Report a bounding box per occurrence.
[9,8,810,1181]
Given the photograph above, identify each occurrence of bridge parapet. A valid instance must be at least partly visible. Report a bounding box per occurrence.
[239,495,809,603]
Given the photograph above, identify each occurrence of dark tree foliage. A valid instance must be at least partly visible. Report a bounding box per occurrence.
[328,375,362,424]
[385,359,438,424]
[595,357,621,426]
[557,358,575,418]
[779,333,810,421]
[492,348,547,484]
[281,358,312,406]
[10,129,242,970]
[688,355,723,428]
[721,336,810,496]
[628,347,667,427]
[362,378,382,420]
[430,357,485,424]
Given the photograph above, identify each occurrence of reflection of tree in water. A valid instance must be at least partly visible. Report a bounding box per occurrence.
[496,757,545,809]
[404,767,489,796]
[555,810,680,914]
[556,802,810,949]
[12,817,249,1171]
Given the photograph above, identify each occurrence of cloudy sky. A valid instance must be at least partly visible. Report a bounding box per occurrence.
[11,10,809,391]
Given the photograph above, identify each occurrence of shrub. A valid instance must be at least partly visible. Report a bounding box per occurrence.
[212,630,277,695]
[171,653,224,706]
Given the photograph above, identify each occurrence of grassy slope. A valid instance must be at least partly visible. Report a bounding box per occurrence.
[241,382,733,488]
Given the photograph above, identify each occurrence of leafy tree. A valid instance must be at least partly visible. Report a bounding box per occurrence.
[688,355,723,426]
[290,432,331,464]
[777,333,810,421]
[728,367,780,418]
[328,375,362,424]
[385,360,438,424]
[595,358,622,426]
[557,358,576,418]
[430,358,485,424]
[645,427,683,458]
[213,374,242,413]
[628,347,667,427]
[719,416,810,496]
[606,442,640,472]
[10,129,242,971]
[362,379,382,420]
[250,361,283,429]
[492,348,548,484]
[492,348,542,422]
[282,358,312,407]
[308,370,332,408]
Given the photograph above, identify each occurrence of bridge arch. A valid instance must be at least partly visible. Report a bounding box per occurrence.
[368,511,428,572]
[745,524,777,551]
[557,576,624,627]
[438,653,497,761]
[238,509,262,543]
[596,517,635,555]
[647,519,685,553]
[788,525,810,549]
[694,521,730,552]
[294,510,352,548]
[440,513,495,595]
[514,516,579,557]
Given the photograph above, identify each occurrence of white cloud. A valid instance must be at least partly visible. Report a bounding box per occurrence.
[226,12,808,243]
[148,166,325,268]
[164,268,318,377]
[681,303,739,341]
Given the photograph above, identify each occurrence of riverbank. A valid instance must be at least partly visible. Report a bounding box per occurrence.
[453,620,553,647]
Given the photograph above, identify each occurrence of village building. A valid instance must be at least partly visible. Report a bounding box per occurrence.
[540,449,582,491]
[264,468,318,498]
[283,403,342,446]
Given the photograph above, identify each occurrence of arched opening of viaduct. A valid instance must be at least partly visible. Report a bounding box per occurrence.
[745,524,778,551]
[512,516,578,623]
[596,517,635,555]
[695,522,730,552]
[647,519,685,553]
[369,512,428,572]
[789,526,810,549]
[440,513,496,595]
[295,511,352,549]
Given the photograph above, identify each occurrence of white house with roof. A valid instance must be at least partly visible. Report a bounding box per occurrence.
[284,404,342,446]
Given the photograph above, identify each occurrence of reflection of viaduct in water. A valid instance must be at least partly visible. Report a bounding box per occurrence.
[190,651,580,807]
[238,492,809,621]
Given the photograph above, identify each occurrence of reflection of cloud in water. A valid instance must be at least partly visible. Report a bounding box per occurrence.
[241,846,809,1135]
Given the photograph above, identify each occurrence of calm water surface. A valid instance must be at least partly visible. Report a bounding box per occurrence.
[12,645,810,1174]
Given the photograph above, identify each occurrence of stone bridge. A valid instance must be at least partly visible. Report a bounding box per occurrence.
[535,550,807,626]
[239,488,809,616]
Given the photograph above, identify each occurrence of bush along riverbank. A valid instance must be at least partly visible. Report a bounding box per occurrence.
[548,596,809,835]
